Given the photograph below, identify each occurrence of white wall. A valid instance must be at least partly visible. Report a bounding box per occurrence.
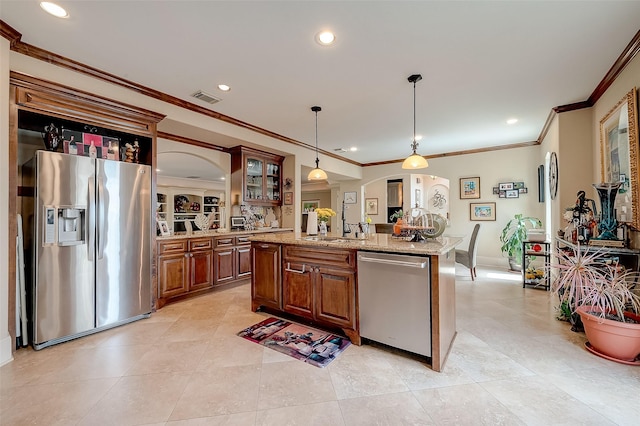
[359,145,545,266]
[1,37,12,366]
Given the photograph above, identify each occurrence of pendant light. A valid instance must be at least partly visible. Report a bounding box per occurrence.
[402,74,429,169]
[308,106,328,180]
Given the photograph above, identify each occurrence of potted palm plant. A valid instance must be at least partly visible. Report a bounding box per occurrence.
[499,214,542,271]
[552,243,640,363]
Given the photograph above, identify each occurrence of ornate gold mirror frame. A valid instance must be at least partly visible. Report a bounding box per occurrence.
[600,87,639,230]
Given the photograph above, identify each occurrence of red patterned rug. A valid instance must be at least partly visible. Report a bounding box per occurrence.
[237,317,351,368]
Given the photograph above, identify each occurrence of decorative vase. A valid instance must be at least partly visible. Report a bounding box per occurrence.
[42,123,61,151]
[319,221,327,236]
[592,182,622,240]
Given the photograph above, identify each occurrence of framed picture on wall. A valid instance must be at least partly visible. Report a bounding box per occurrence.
[365,198,378,215]
[284,192,293,205]
[302,200,319,213]
[344,191,357,204]
[506,189,519,198]
[470,202,496,221]
[460,177,480,199]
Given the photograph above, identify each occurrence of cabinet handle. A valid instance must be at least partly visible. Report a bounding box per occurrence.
[285,262,306,274]
[260,244,270,249]
[184,253,189,258]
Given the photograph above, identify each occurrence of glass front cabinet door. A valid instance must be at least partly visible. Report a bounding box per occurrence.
[231,146,283,206]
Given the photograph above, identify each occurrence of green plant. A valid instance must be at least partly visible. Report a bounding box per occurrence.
[552,244,640,322]
[499,214,542,262]
[389,209,403,222]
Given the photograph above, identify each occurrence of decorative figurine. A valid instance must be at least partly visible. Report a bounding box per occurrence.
[42,123,61,151]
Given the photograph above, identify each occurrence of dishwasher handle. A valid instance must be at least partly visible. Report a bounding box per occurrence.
[358,255,427,269]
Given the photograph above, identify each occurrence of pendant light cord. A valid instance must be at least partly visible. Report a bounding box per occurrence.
[312,105,321,168]
[413,79,417,152]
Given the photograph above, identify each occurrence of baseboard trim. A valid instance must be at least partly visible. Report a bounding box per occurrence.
[0,334,14,367]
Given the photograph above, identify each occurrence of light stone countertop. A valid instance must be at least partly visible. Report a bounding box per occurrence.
[249,232,462,256]
[157,228,294,241]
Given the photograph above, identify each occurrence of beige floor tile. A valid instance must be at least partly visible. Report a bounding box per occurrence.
[338,392,434,425]
[4,268,640,424]
[169,365,261,420]
[167,411,257,425]
[197,335,265,371]
[77,372,192,426]
[255,401,344,426]
[0,377,118,425]
[127,340,209,375]
[481,375,617,425]
[328,350,408,399]
[257,360,336,410]
[413,383,526,425]
[543,368,640,425]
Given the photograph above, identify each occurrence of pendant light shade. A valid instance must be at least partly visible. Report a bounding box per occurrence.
[402,74,428,170]
[308,106,328,180]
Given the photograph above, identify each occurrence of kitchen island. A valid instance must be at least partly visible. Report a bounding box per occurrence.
[249,232,461,371]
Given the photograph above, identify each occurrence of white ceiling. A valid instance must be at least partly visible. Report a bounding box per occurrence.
[2,1,640,165]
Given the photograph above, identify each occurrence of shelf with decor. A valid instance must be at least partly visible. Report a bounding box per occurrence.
[522,240,550,290]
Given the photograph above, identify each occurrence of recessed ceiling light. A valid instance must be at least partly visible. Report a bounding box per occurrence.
[316,31,335,46]
[40,2,69,18]
[220,177,226,180]
[507,118,518,125]
[349,147,358,152]
[218,84,230,92]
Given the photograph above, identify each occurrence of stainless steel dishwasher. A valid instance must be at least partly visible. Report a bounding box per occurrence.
[357,251,431,357]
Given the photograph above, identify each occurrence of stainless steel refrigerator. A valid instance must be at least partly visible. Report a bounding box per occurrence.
[24,150,152,350]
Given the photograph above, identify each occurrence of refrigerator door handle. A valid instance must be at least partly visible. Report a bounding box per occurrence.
[87,176,96,261]
[97,176,106,260]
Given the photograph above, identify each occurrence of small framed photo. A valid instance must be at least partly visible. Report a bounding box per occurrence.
[344,191,357,204]
[513,182,525,190]
[157,220,170,236]
[470,202,496,221]
[302,200,319,213]
[460,177,480,199]
[499,191,506,198]
[506,189,519,198]
[365,198,378,215]
[499,182,514,191]
[492,187,500,195]
[518,187,528,194]
[284,192,293,205]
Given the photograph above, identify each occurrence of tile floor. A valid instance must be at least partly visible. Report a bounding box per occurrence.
[2,266,640,425]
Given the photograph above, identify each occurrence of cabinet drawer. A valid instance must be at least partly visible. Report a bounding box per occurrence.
[284,245,355,269]
[235,235,252,246]
[215,237,236,248]
[158,240,187,255]
[189,237,213,251]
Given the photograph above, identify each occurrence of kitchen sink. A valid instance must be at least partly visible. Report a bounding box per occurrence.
[303,236,349,243]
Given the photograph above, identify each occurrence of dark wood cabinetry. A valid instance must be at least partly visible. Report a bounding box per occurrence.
[251,242,282,311]
[230,146,283,206]
[214,235,254,286]
[157,237,213,307]
[252,244,358,343]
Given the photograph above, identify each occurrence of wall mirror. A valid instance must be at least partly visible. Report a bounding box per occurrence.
[600,87,639,230]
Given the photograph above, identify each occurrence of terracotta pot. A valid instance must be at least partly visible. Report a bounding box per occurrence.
[393,219,404,235]
[577,305,640,362]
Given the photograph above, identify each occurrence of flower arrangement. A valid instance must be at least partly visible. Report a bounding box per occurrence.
[315,208,336,222]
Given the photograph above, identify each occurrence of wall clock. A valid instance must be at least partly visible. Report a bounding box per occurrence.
[344,191,357,204]
[549,152,558,200]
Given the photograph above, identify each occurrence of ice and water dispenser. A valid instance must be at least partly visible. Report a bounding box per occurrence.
[44,206,85,246]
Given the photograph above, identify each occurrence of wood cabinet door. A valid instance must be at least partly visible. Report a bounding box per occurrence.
[189,250,213,291]
[282,262,314,318]
[214,248,235,285]
[314,266,356,329]
[158,254,189,299]
[236,244,252,279]
[251,243,281,310]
